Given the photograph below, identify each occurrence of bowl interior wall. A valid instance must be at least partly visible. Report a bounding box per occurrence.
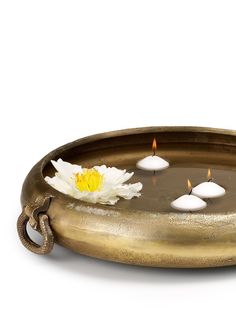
[43,130,236,213]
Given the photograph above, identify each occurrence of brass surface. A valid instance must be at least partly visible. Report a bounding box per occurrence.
[19,127,236,267]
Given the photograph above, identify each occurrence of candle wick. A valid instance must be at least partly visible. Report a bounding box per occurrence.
[152,151,156,156]
[189,189,192,195]
[208,178,213,182]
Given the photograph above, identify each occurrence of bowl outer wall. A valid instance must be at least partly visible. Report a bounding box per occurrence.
[20,126,236,268]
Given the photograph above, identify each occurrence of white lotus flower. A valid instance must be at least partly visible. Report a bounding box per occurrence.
[45,159,143,205]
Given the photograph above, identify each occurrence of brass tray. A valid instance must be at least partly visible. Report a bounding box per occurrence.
[17,127,236,268]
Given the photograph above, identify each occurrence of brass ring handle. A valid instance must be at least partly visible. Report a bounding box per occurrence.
[17,208,54,255]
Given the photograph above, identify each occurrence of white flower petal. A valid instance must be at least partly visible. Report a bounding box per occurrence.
[114,182,143,199]
[51,159,82,185]
[96,166,134,186]
[45,175,72,195]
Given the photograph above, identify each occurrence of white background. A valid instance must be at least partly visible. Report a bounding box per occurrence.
[1,1,236,320]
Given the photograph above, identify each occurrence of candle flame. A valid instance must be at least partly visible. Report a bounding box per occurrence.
[187,179,192,193]
[207,168,212,181]
[152,138,157,156]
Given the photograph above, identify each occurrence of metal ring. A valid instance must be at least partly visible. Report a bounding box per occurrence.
[17,208,54,255]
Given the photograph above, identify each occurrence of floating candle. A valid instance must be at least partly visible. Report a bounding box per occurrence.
[171,179,207,212]
[136,138,169,171]
[192,169,226,199]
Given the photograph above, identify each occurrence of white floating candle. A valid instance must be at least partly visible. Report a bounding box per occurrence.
[171,179,207,212]
[191,169,226,199]
[137,155,169,171]
[136,138,169,171]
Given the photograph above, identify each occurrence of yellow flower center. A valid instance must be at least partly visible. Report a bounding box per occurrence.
[75,169,103,192]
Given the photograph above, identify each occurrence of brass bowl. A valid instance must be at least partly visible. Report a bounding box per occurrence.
[17,127,236,268]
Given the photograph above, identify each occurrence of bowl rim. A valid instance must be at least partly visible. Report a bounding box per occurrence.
[35,126,236,215]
